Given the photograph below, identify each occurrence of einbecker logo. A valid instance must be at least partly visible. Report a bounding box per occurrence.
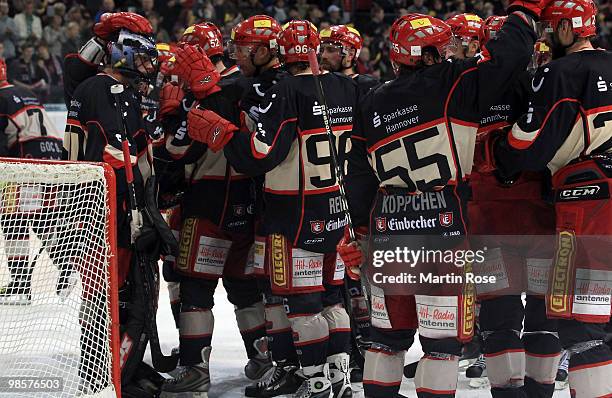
[375,217,387,232]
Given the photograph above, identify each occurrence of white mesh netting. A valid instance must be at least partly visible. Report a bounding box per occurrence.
[0,160,117,398]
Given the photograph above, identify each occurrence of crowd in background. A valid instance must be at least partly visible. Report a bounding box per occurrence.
[1,0,610,102]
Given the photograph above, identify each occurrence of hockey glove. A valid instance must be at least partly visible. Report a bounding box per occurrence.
[187,107,238,152]
[94,12,153,40]
[507,0,548,20]
[173,45,221,99]
[337,226,368,281]
[159,82,185,118]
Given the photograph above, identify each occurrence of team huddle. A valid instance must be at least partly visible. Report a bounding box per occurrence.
[0,0,611,396]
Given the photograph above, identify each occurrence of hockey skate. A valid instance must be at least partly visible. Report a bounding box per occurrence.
[245,336,273,380]
[466,354,489,389]
[0,278,32,305]
[328,353,352,397]
[555,350,569,391]
[244,360,303,397]
[161,346,211,397]
[294,363,333,398]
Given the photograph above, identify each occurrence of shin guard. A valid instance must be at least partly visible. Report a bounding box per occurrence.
[363,346,405,398]
[235,301,267,359]
[179,307,214,366]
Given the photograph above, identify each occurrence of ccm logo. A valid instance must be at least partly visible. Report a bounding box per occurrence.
[559,185,600,200]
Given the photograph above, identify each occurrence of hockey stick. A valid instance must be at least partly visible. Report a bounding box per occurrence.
[111,84,179,373]
[306,50,355,242]
[307,50,371,367]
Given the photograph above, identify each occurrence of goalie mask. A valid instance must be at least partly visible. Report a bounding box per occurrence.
[109,29,158,85]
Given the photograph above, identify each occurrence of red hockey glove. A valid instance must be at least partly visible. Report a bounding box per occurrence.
[159,82,185,118]
[173,45,221,100]
[187,107,238,152]
[93,12,153,40]
[337,226,368,281]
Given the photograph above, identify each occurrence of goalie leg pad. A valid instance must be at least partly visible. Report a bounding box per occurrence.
[116,259,149,387]
[285,292,328,367]
[179,306,214,366]
[362,345,405,398]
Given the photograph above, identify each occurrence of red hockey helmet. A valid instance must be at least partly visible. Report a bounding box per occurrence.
[278,20,320,64]
[319,25,363,57]
[156,43,177,64]
[478,15,507,46]
[230,15,281,49]
[541,0,597,38]
[179,22,224,57]
[446,13,483,45]
[0,58,6,82]
[389,14,453,66]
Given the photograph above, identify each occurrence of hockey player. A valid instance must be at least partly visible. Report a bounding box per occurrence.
[0,56,64,304]
[63,14,166,397]
[466,15,560,397]
[318,23,378,382]
[445,13,483,59]
[153,22,271,397]
[337,6,542,397]
[319,25,379,95]
[492,0,612,396]
[191,20,358,398]
[226,16,308,398]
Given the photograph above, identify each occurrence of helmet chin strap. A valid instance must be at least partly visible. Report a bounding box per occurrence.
[249,47,273,76]
[551,26,578,59]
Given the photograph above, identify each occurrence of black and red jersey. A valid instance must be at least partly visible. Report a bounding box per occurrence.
[0,83,62,159]
[64,73,151,247]
[225,72,358,253]
[346,14,537,232]
[155,67,256,233]
[495,49,612,177]
[351,73,380,98]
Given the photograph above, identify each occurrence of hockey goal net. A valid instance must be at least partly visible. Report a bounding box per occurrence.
[0,158,120,397]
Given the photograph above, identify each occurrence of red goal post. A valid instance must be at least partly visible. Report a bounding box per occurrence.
[0,157,120,397]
